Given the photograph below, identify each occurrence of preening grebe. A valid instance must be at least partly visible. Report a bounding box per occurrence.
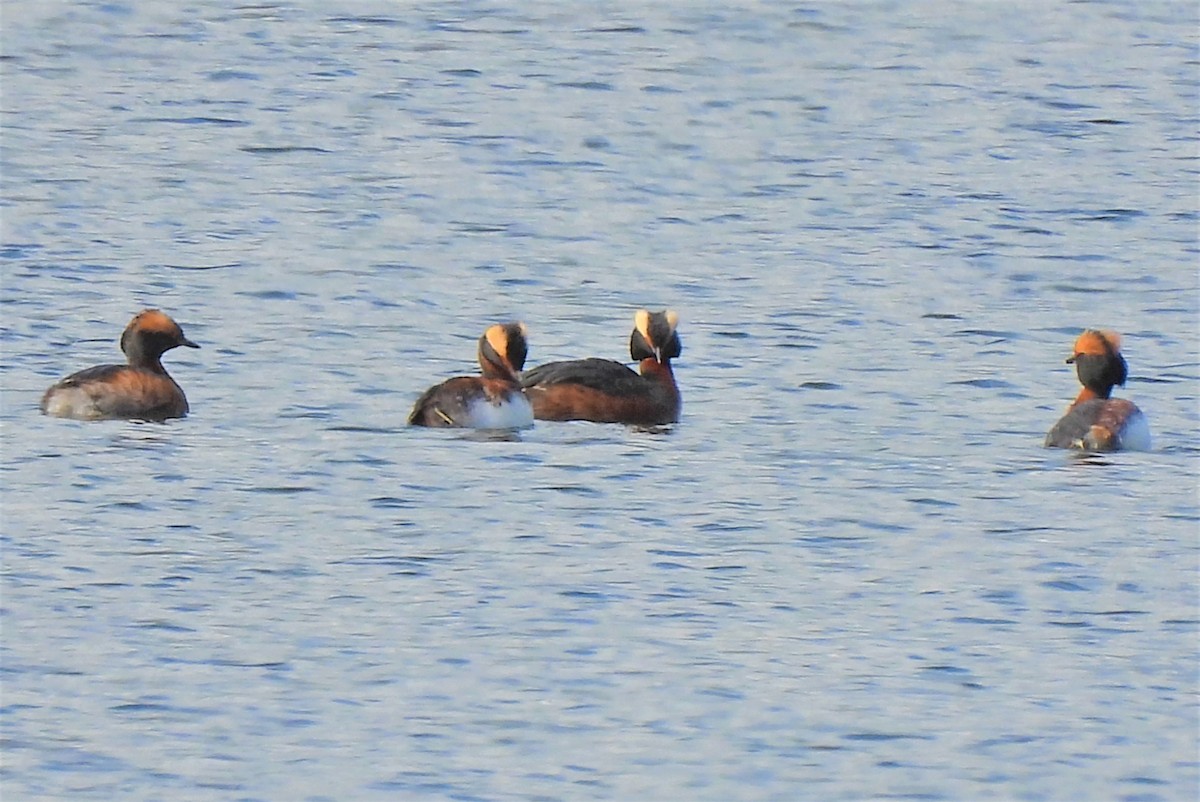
[520,309,682,425]
[40,309,200,421]
[1044,329,1150,451]
[409,322,534,429]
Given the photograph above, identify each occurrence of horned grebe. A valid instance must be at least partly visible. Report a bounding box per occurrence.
[520,309,681,425]
[40,309,199,421]
[409,322,534,429]
[1044,329,1150,451]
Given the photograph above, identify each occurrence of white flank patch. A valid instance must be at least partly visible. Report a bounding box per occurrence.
[1119,409,1152,451]
[43,387,100,420]
[465,393,534,430]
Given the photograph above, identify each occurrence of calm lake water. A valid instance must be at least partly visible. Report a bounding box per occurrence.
[2,2,1198,800]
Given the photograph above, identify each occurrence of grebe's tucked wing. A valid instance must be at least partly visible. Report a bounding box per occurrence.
[520,358,643,394]
[55,364,127,387]
[1045,398,1149,451]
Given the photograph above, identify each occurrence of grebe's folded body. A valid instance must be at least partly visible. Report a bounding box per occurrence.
[409,322,534,429]
[1044,329,1150,451]
[40,309,200,421]
[520,309,681,425]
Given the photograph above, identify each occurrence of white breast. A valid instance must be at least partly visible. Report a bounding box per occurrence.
[464,393,534,430]
[1118,409,1152,451]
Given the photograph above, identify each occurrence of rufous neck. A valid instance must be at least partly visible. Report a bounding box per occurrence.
[639,358,679,396]
[639,357,672,375]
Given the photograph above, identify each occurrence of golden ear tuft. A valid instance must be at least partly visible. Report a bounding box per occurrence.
[665,310,679,330]
[634,309,651,337]
[484,324,509,358]
[1072,328,1121,357]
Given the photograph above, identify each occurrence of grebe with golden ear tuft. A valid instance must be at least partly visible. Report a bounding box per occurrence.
[409,322,534,430]
[41,309,200,421]
[520,309,682,426]
[1044,329,1150,451]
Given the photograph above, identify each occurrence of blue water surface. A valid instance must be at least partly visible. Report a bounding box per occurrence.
[2,2,1197,800]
